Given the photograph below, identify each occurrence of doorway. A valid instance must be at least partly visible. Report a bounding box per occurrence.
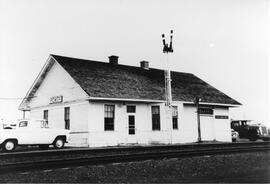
[126,115,137,143]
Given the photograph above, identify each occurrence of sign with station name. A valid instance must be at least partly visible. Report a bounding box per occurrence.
[50,95,63,104]
[215,115,229,119]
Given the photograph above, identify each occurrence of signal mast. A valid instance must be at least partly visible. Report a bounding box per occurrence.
[162,30,173,107]
[162,30,174,143]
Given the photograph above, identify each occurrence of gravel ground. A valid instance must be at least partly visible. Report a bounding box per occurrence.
[0,151,269,183]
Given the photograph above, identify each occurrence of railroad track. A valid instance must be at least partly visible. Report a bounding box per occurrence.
[0,142,269,174]
[1,141,269,158]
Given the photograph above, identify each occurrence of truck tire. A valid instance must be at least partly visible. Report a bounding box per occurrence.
[2,140,17,152]
[249,134,258,141]
[248,129,258,141]
[53,137,65,149]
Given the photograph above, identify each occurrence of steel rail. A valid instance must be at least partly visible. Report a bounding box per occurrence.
[0,144,269,174]
[1,141,269,159]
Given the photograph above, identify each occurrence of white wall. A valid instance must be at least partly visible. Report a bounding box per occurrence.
[173,104,231,143]
[28,61,90,146]
[30,101,90,147]
[173,104,198,143]
[213,107,231,142]
[87,102,209,147]
[29,61,88,109]
[30,100,232,147]
[88,102,173,147]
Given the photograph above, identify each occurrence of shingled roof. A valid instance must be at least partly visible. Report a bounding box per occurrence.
[52,54,240,105]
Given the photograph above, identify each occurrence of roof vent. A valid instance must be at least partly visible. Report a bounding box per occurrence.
[108,55,119,65]
[140,61,149,70]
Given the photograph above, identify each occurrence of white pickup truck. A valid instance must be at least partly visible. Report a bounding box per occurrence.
[0,119,70,152]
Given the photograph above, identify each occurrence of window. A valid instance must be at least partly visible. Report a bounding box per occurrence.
[172,106,178,129]
[37,120,46,128]
[151,106,160,130]
[104,105,115,131]
[127,105,136,113]
[232,122,239,127]
[19,121,28,127]
[43,110,48,126]
[64,107,70,130]
[242,121,247,126]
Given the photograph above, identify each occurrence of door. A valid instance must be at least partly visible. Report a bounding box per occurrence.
[200,115,215,141]
[127,115,137,143]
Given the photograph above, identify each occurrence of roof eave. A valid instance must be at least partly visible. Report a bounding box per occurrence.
[88,97,241,107]
[18,55,56,110]
[182,101,241,107]
[88,97,165,103]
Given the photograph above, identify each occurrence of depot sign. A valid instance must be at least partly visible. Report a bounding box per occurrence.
[50,95,63,104]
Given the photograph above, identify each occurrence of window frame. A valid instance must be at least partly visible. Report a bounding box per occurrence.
[126,105,136,113]
[151,106,160,131]
[64,107,70,130]
[43,110,49,127]
[104,104,115,131]
[172,106,178,130]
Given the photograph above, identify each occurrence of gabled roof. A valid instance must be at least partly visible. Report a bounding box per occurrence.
[49,54,240,105]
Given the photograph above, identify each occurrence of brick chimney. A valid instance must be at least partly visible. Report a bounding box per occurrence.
[108,55,119,65]
[140,61,149,70]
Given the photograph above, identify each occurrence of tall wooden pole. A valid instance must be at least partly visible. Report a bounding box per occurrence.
[165,54,172,144]
[195,97,202,142]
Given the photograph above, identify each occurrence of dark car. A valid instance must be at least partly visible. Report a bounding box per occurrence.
[231,120,270,141]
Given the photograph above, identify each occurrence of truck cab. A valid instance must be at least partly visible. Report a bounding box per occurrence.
[0,119,70,152]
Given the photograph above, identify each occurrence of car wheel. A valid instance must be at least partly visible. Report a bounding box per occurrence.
[53,137,65,149]
[39,145,49,150]
[2,140,16,152]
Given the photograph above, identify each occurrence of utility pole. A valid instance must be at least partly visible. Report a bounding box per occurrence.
[162,30,174,144]
[195,97,202,143]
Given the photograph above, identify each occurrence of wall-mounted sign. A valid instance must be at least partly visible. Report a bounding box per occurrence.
[198,108,213,115]
[215,115,229,119]
[50,95,63,104]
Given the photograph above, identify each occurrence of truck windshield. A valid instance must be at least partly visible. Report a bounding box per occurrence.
[19,121,28,127]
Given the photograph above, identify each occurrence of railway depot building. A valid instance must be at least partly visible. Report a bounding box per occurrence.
[19,55,240,147]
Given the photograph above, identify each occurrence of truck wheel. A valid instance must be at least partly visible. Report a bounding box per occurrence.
[39,145,49,150]
[53,137,65,149]
[2,140,16,152]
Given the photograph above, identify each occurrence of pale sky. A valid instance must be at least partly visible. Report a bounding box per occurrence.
[0,0,269,125]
